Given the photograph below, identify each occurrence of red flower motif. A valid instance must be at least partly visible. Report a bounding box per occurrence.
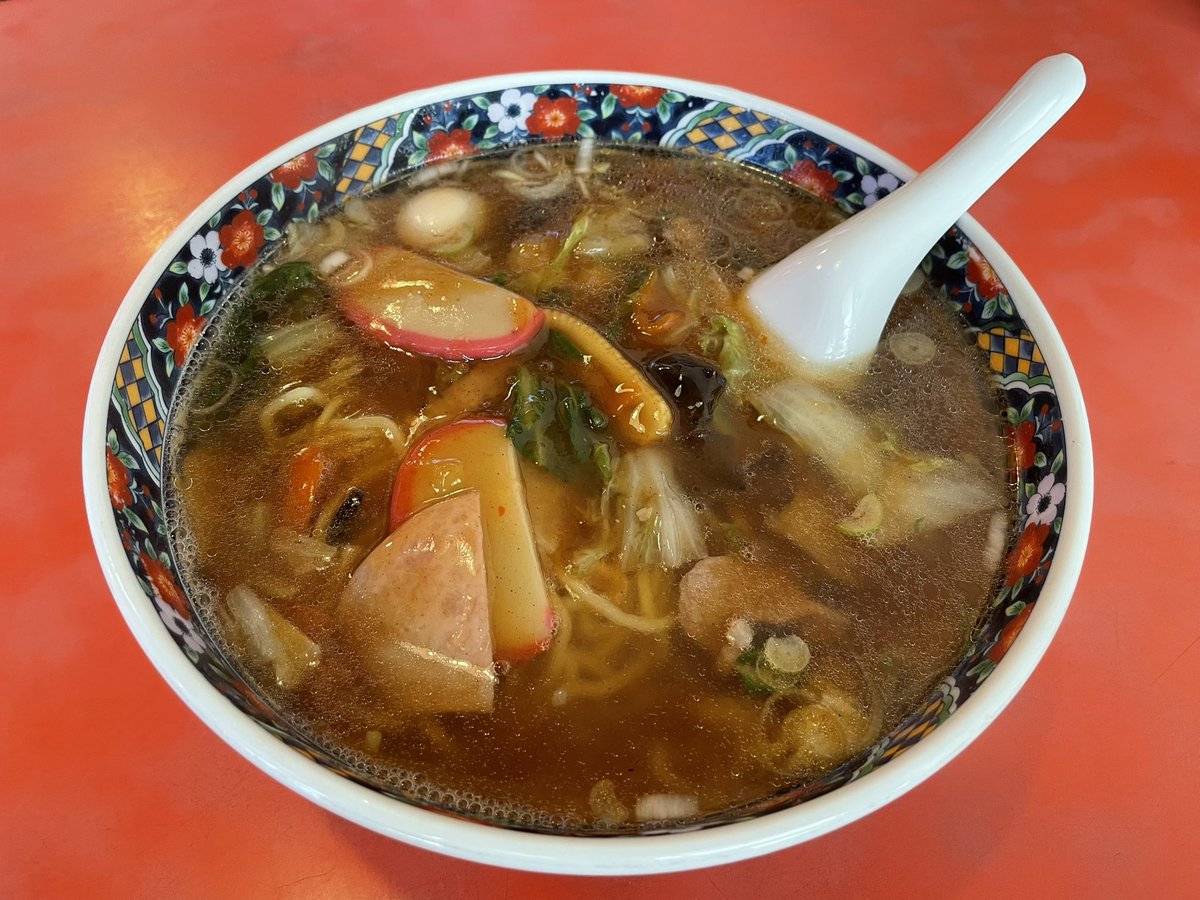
[140,553,190,619]
[610,84,667,110]
[526,96,580,140]
[165,303,207,367]
[967,244,1004,300]
[1009,420,1037,470]
[219,209,265,270]
[106,447,132,509]
[783,158,839,201]
[426,128,478,163]
[988,603,1033,662]
[1005,523,1050,585]
[269,150,318,190]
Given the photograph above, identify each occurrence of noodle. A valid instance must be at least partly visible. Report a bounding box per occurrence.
[561,574,673,634]
[258,385,328,438]
[189,360,240,417]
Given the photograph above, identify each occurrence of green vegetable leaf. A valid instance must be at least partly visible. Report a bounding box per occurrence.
[592,443,613,483]
[507,365,558,471]
[547,329,585,361]
[245,261,320,305]
[507,366,615,484]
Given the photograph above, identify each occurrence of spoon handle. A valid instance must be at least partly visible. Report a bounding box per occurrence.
[749,54,1085,367]
[876,53,1086,251]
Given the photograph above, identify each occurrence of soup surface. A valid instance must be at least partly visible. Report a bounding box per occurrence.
[168,144,1013,829]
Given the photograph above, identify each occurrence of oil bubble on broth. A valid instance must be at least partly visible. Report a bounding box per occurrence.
[166,144,1014,830]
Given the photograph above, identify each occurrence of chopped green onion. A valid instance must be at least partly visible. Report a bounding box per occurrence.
[762,634,811,674]
[887,331,936,366]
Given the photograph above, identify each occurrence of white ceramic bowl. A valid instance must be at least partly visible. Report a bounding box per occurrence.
[83,71,1093,875]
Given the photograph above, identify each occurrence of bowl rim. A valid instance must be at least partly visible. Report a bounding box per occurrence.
[83,69,1094,875]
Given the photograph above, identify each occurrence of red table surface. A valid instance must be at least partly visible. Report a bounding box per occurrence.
[3,0,1199,896]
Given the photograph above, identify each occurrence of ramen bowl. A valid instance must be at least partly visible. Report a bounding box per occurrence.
[83,71,1093,875]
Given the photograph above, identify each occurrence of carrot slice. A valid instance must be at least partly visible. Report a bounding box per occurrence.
[283,446,327,531]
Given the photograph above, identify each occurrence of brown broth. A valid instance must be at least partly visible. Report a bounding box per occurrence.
[167,145,1013,828]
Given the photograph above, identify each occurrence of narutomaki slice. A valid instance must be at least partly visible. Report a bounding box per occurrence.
[335,246,544,361]
[390,418,555,663]
[338,491,496,714]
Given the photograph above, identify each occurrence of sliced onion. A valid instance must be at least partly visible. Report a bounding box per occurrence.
[261,316,339,369]
[324,248,374,285]
[343,196,374,226]
[317,249,351,275]
[635,793,699,822]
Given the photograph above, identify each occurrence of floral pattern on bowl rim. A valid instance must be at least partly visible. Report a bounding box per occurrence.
[102,80,1068,835]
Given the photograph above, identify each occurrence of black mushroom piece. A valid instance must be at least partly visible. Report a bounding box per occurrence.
[644,352,727,435]
[325,489,365,544]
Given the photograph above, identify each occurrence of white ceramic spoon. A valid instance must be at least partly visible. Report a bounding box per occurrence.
[745,54,1086,372]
